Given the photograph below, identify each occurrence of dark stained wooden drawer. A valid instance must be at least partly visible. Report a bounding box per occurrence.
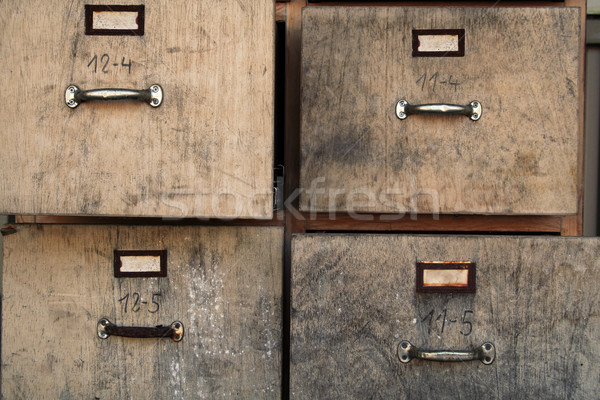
[291,234,600,399]
[2,225,283,399]
[300,7,581,215]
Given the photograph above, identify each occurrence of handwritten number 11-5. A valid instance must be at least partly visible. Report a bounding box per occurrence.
[421,309,473,336]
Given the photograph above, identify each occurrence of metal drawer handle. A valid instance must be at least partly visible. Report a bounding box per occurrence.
[97,318,184,342]
[396,99,482,121]
[65,84,163,108]
[398,340,495,364]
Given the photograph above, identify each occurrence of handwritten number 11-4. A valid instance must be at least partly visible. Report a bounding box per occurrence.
[416,72,460,92]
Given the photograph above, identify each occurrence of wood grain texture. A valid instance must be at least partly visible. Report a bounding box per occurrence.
[0,0,274,219]
[291,234,600,399]
[300,7,581,215]
[2,225,283,399]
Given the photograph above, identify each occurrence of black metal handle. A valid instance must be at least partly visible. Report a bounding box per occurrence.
[97,318,184,342]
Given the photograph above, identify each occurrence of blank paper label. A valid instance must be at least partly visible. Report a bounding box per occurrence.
[92,11,139,31]
[423,269,469,287]
[417,35,460,53]
[120,255,162,273]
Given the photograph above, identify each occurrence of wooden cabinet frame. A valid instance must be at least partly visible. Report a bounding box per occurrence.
[4,1,589,398]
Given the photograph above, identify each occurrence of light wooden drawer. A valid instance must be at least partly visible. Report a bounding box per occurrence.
[300,7,581,215]
[2,225,282,399]
[0,1,274,219]
[291,234,600,399]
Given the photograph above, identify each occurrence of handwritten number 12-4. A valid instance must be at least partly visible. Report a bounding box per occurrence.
[88,54,132,74]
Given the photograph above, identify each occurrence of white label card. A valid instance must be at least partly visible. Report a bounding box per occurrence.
[92,11,139,31]
[120,255,162,273]
[423,269,469,287]
[417,35,460,53]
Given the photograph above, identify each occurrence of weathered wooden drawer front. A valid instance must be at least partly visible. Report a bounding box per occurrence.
[291,234,600,399]
[2,225,282,399]
[0,1,274,218]
[300,7,580,215]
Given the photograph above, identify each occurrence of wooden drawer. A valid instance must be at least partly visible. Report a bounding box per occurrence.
[300,7,581,215]
[291,234,600,399]
[2,225,282,399]
[0,1,274,219]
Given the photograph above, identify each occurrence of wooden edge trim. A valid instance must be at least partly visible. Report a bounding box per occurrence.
[306,1,565,6]
[562,0,586,236]
[302,213,563,233]
[14,213,286,227]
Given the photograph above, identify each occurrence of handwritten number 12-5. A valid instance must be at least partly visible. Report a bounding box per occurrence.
[118,292,162,314]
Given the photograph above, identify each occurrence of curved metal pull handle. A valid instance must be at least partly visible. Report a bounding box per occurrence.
[396,99,482,121]
[398,340,495,364]
[97,318,184,342]
[65,84,163,108]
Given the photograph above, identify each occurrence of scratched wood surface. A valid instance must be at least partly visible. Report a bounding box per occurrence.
[2,225,282,399]
[0,0,274,218]
[300,7,580,215]
[291,234,600,399]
